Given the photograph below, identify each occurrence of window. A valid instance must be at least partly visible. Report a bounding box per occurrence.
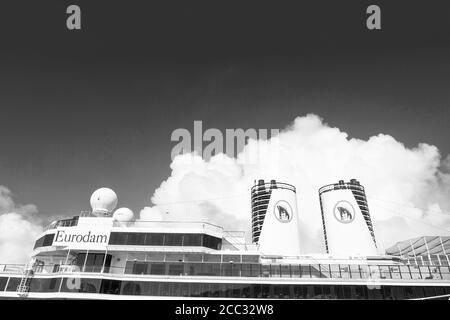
[146,252,164,261]
[60,278,101,293]
[203,234,222,250]
[121,282,142,295]
[100,279,121,294]
[183,234,202,246]
[132,262,148,275]
[29,278,61,292]
[42,233,55,246]
[108,232,128,245]
[0,277,8,291]
[144,233,164,246]
[164,234,183,246]
[203,254,221,262]
[149,263,165,275]
[165,253,184,262]
[242,255,259,263]
[281,265,291,278]
[222,255,241,263]
[168,263,184,276]
[127,233,146,245]
[34,233,55,249]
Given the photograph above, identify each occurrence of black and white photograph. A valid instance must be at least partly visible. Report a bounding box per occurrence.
[0,0,450,309]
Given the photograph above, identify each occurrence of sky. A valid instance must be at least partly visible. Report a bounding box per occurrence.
[1,1,450,261]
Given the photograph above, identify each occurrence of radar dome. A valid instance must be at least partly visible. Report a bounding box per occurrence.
[113,207,134,222]
[90,187,118,216]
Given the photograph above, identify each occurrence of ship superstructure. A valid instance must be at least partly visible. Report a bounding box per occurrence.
[1,181,450,300]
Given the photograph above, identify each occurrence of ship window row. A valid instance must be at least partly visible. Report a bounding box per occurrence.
[2,276,450,299]
[33,233,55,249]
[108,232,222,250]
[117,262,450,280]
[59,251,260,273]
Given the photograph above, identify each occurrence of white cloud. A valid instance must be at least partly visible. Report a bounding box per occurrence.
[141,114,450,253]
[0,186,43,264]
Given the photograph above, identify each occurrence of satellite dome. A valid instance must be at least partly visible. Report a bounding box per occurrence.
[113,207,134,222]
[90,187,118,216]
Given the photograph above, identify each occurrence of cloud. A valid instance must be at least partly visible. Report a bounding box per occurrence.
[0,186,43,264]
[141,114,450,253]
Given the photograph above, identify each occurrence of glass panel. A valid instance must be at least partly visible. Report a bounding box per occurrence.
[310,265,321,278]
[203,254,221,262]
[261,265,271,277]
[290,265,300,278]
[127,233,146,245]
[168,263,184,276]
[199,263,220,276]
[222,255,241,263]
[190,283,201,297]
[439,255,449,266]
[440,267,450,280]
[293,285,307,298]
[170,282,182,297]
[61,278,101,293]
[359,265,370,280]
[179,282,189,297]
[29,278,62,292]
[203,235,221,250]
[146,252,164,262]
[165,253,184,262]
[183,234,202,246]
[148,282,160,296]
[271,264,281,277]
[429,267,442,280]
[121,281,142,295]
[273,285,290,299]
[409,265,422,279]
[400,266,412,279]
[242,255,259,263]
[149,263,165,275]
[300,265,311,278]
[241,264,252,277]
[251,264,261,277]
[210,283,221,297]
[389,265,402,279]
[186,263,202,276]
[109,232,127,245]
[185,253,202,262]
[164,234,183,246]
[0,277,8,291]
[420,266,432,279]
[349,265,362,279]
[100,279,121,294]
[281,265,291,278]
[379,266,391,279]
[127,252,145,262]
[144,233,164,246]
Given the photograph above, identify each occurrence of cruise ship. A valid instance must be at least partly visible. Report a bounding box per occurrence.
[0,179,449,300]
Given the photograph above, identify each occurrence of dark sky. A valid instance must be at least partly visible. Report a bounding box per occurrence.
[0,0,449,220]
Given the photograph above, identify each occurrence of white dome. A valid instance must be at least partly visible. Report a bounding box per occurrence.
[113,207,134,222]
[90,187,118,215]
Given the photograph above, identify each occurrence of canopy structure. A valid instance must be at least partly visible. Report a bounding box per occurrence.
[386,236,450,257]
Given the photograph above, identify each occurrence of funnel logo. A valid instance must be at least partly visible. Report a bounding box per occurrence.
[333,201,355,224]
[274,200,293,223]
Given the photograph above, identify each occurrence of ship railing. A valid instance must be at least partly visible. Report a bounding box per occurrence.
[0,264,26,274]
[112,220,223,233]
[14,261,450,281]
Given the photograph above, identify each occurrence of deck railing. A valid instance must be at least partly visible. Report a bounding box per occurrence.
[2,262,449,281]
